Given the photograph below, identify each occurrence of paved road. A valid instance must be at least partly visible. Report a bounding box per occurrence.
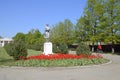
[0,54,120,80]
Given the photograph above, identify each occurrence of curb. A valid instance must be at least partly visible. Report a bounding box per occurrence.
[0,59,112,70]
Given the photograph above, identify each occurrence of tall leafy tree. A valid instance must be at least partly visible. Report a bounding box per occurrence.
[63,19,75,45]
[75,16,90,43]
[103,0,120,53]
[25,29,45,50]
[50,19,75,46]
[13,32,26,42]
[77,0,99,52]
[13,29,45,50]
[25,29,44,44]
[76,0,120,53]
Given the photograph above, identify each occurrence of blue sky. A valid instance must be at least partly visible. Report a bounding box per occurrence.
[0,0,87,38]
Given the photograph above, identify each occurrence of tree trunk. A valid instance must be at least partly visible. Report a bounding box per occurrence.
[112,47,114,53]
[92,42,94,52]
[92,46,94,52]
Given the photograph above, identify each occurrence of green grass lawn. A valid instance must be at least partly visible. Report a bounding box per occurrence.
[27,49,42,56]
[0,47,42,59]
[0,47,42,66]
[0,47,12,59]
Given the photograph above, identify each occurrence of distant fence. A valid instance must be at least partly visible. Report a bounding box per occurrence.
[90,44,120,53]
[69,44,120,53]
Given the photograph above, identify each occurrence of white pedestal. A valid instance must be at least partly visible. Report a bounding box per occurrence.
[43,42,53,55]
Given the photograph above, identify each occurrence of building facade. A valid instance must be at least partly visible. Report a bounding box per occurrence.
[0,38,13,47]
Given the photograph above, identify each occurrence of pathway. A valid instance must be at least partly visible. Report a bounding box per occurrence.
[0,54,120,80]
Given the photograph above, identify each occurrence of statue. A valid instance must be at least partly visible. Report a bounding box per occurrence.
[44,24,50,42]
[43,24,53,55]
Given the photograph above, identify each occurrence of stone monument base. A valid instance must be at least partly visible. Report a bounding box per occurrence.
[43,42,53,55]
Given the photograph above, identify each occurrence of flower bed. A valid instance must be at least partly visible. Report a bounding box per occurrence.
[27,53,103,60]
[14,53,109,67]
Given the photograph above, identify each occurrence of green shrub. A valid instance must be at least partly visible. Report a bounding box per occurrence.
[76,43,91,55]
[4,40,28,60]
[26,44,32,49]
[32,42,43,51]
[58,43,68,54]
[53,44,60,53]
[53,43,68,54]
[4,43,14,57]
[26,42,43,51]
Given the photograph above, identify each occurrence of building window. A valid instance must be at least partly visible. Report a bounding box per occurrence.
[0,41,3,43]
[4,41,8,45]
